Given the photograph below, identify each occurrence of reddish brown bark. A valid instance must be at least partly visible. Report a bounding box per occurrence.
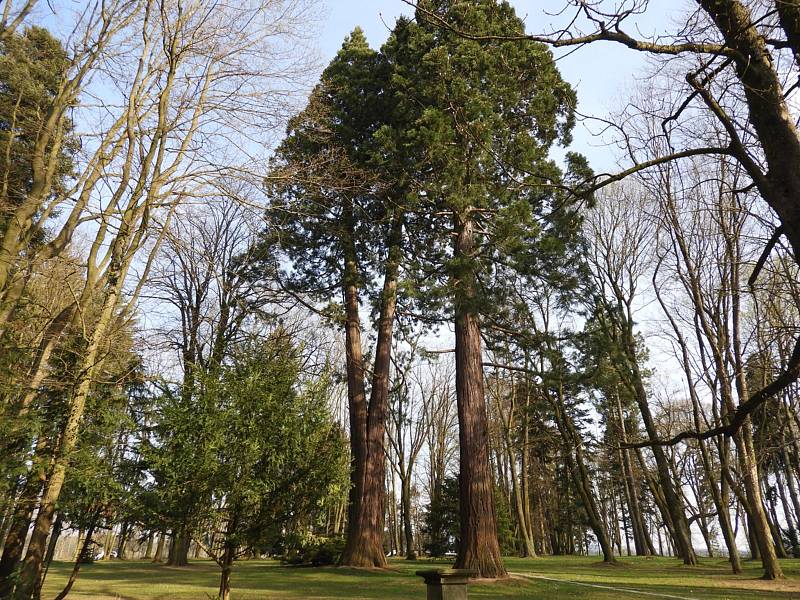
[452,214,506,579]
[338,212,370,564]
[339,214,402,568]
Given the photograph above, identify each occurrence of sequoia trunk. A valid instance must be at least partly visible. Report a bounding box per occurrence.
[452,214,506,578]
[339,214,402,568]
[338,218,370,566]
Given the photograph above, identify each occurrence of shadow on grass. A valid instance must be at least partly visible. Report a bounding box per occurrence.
[38,556,800,600]
[506,555,800,599]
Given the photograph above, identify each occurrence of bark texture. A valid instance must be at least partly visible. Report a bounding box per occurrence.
[339,215,402,567]
[452,215,506,579]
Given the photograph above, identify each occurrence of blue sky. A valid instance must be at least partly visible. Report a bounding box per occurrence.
[318,0,680,171]
[43,0,680,170]
[314,2,712,441]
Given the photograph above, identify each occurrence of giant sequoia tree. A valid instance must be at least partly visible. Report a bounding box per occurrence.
[266,29,402,568]
[386,1,577,577]
[403,0,800,579]
[269,1,578,576]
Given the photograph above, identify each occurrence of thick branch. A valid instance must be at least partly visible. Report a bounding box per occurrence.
[404,0,734,57]
[623,334,800,448]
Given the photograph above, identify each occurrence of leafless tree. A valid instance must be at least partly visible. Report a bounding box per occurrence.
[405,0,800,465]
[385,339,434,560]
[1,1,317,595]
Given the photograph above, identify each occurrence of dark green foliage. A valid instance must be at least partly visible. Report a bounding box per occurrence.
[0,25,75,237]
[378,1,581,324]
[263,28,392,315]
[143,383,214,545]
[144,328,349,567]
[265,1,584,324]
[210,333,348,553]
[285,535,346,566]
[494,486,516,555]
[58,356,146,531]
[422,476,460,557]
[578,314,649,461]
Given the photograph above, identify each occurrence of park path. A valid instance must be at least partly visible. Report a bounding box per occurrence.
[511,572,699,600]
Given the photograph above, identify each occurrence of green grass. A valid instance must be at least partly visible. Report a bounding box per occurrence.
[38,555,800,599]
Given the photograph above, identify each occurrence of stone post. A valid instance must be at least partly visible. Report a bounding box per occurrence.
[415,569,475,600]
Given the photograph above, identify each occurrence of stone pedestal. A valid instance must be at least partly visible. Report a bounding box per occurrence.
[415,569,475,600]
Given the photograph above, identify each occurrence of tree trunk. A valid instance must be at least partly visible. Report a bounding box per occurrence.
[0,477,42,596]
[339,214,402,568]
[621,322,696,565]
[0,439,55,599]
[615,393,651,556]
[509,446,536,558]
[35,512,62,599]
[14,244,135,599]
[499,377,536,559]
[387,478,398,557]
[697,0,800,261]
[737,425,781,577]
[337,207,370,563]
[612,491,625,555]
[781,455,800,558]
[101,529,114,562]
[217,543,234,600]
[718,437,743,572]
[54,514,99,600]
[697,514,714,558]
[521,401,537,555]
[153,531,166,563]
[745,513,760,561]
[452,214,506,579]
[402,475,415,560]
[72,531,84,563]
[634,448,678,554]
[685,360,741,571]
[116,520,129,560]
[143,531,155,560]
[550,384,616,564]
[167,527,190,567]
[765,480,788,559]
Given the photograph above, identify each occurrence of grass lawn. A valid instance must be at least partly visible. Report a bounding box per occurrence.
[38,555,800,599]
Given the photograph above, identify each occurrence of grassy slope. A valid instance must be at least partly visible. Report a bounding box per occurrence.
[38,555,800,599]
